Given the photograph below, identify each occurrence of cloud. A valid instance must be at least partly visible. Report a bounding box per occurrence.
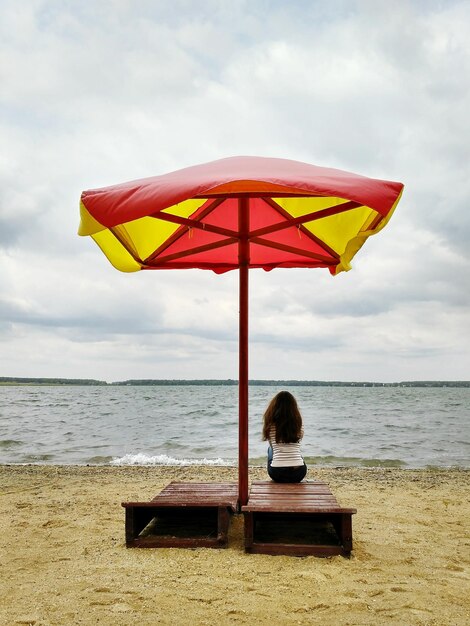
[0,0,469,381]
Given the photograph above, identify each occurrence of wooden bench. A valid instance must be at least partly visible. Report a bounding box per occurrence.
[122,482,239,549]
[242,481,357,557]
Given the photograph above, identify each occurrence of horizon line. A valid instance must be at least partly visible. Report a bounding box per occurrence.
[1,376,469,387]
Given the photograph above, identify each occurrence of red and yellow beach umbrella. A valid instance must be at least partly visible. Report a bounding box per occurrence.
[79,156,404,504]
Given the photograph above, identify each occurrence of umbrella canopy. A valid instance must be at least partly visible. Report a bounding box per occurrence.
[79,156,404,504]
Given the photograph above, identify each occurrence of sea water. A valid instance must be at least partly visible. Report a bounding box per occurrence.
[0,385,468,468]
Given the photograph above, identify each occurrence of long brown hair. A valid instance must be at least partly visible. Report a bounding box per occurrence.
[262,391,303,443]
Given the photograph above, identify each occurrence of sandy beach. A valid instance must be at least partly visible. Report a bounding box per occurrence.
[0,465,469,625]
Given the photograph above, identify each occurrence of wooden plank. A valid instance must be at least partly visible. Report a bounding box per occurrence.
[244,496,339,504]
[246,488,335,495]
[243,506,356,514]
[244,512,254,550]
[249,485,329,491]
[248,493,334,500]
[248,483,332,494]
[339,513,353,552]
[160,482,238,489]
[250,483,331,489]
[125,500,235,508]
[155,487,238,498]
[125,507,136,545]
[249,487,333,495]
[251,480,328,486]
[217,507,231,544]
[245,542,350,557]
[128,535,227,549]
[157,487,238,492]
[243,502,341,511]
[152,495,237,505]
[249,486,333,494]
[245,495,339,503]
[243,500,355,509]
[245,503,340,510]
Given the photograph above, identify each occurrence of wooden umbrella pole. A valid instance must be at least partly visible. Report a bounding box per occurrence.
[238,197,250,507]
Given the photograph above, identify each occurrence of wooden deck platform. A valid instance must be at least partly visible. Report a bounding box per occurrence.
[242,481,357,557]
[121,482,239,549]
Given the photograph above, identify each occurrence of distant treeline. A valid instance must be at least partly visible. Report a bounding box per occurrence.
[0,377,107,386]
[112,379,470,387]
[1,377,469,387]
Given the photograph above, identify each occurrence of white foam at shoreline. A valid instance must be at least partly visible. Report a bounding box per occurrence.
[110,453,233,467]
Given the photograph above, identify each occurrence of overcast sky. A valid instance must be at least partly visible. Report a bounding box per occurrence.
[1,0,469,383]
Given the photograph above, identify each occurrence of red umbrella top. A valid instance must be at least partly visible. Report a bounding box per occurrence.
[79,156,403,276]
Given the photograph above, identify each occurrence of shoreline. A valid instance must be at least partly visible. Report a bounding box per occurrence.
[0,456,470,466]
[1,465,469,625]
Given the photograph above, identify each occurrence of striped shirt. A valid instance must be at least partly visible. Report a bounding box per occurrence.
[269,426,304,468]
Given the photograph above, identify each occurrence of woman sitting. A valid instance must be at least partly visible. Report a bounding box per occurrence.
[262,390,307,483]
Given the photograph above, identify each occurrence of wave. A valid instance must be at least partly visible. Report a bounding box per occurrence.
[304,455,407,468]
[0,439,23,448]
[85,455,115,464]
[110,453,234,467]
[249,455,407,468]
[19,453,56,462]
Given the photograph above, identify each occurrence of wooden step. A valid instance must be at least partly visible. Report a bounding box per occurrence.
[242,481,356,557]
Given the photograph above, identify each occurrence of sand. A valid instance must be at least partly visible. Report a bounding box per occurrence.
[0,465,469,626]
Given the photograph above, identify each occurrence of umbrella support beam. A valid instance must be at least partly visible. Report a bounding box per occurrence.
[238,198,250,507]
